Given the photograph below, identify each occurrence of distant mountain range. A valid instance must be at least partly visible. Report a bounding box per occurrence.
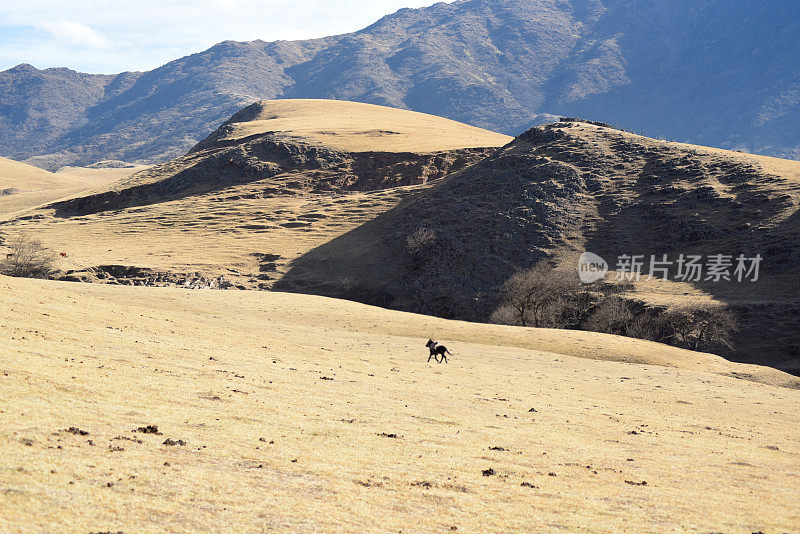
[1,0,798,170]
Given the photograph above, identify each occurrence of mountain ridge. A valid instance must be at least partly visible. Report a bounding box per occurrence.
[1,0,798,170]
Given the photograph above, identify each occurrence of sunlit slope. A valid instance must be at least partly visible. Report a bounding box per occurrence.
[213,99,514,153]
[0,157,145,217]
[1,276,798,532]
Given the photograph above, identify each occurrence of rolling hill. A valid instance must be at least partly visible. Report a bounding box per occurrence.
[0,156,144,217]
[276,119,800,372]
[0,99,509,288]
[1,0,798,169]
[48,99,511,215]
[2,100,798,374]
[1,275,798,531]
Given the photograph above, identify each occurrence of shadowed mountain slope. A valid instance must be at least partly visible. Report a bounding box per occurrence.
[276,120,800,371]
[1,0,798,169]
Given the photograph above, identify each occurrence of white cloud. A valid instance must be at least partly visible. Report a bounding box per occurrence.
[39,21,110,49]
[0,0,440,73]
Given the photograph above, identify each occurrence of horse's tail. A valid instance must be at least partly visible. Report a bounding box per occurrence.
[445,349,453,355]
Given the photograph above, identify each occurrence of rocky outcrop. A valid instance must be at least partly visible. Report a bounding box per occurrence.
[276,121,800,374]
[50,128,496,216]
[58,265,238,290]
[276,126,594,319]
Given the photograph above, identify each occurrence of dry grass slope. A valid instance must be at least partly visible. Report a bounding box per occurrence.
[209,99,514,153]
[0,157,146,218]
[2,108,798,373]
[278,120,800,372]
[1,275,799,532]
[45,100,510,216]
[0,99,509,288]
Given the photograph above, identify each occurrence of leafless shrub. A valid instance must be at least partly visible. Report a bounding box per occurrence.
[0,235,58,279]
[585,298,673,343]
[495,262,582,327]
[662,305,738,352]
[583,296,635,335]
[625,312,672,343]
[405,227,437,271]
[335,276,355,292]
[489,304,521,326]
[548,286,597,329]
[492,262,737,354]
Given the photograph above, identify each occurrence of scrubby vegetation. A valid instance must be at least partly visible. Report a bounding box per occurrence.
[405,227,438,272]
[0,235,58,279]
[492,261,737,353]
[492,263,592,328]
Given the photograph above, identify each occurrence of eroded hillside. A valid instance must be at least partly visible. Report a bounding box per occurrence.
[0,100,509,289]
[276,121,800,371]
[2,105,798,373]
[49,100,510,216]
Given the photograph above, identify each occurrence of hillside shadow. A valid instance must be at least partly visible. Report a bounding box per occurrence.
[582,146,800,374]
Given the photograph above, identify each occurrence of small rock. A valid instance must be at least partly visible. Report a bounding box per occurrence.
[481,468,495,476]
[134,425,162,435]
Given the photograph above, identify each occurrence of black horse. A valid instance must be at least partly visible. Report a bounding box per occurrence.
[426,339,452,363]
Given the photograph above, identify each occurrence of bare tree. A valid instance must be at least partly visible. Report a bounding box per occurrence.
[0,235,58,279]
[492,261,738,355]
[663,305,737,351]
[496,262,579,327]
[583,296,635,335]
[488,304,519,325]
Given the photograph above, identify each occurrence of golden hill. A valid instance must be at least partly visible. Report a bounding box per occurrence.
[0,157,146,218]
[1,275,798,532]
[204,99,514,153]
[2,108,799,373]
[48,99,511,215]
[0,156,81,191]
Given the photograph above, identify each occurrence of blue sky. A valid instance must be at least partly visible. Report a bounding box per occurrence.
[0,0,437,74]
